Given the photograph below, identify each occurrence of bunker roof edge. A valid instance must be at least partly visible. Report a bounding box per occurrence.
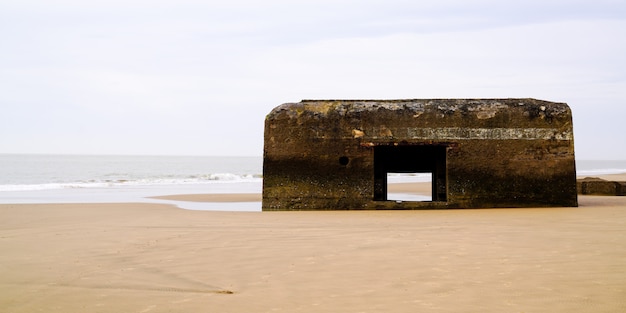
[266,98,571,120]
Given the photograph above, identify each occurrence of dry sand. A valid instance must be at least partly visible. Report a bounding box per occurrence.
[2,179,626,312]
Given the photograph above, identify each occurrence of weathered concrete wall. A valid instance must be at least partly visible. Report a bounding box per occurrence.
[578,178,626,196]
[263,99,578,210]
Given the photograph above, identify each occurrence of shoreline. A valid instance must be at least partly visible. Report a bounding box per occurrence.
[144,173,626,204]
[148,183,434,203]
[1,173,624,207]
[149,193,262,203]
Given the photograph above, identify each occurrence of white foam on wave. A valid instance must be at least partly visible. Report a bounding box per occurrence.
[0,174,262,192]
[204,173,259,181]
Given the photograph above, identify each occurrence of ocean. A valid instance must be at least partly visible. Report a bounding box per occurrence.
[0,155,263,211]
[0,154,625,211]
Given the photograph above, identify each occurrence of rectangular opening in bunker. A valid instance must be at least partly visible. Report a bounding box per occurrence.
[374,145,447,202]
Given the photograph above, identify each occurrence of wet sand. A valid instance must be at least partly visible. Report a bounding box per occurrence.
[149,183,430,203]
[1,178,626,312]
[150,193,262,203]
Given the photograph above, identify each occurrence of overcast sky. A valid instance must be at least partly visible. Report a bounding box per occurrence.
[1,0,625,158]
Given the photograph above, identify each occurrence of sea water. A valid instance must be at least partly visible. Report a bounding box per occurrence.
[0,154,263,211]
[0,155,625,211]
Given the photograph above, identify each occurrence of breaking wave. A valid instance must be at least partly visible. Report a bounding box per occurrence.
[0,173,262,192]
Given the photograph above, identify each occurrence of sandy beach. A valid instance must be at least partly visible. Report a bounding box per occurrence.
[2,178,626,312]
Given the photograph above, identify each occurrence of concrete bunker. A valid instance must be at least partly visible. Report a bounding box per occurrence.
[262,99,578,210]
